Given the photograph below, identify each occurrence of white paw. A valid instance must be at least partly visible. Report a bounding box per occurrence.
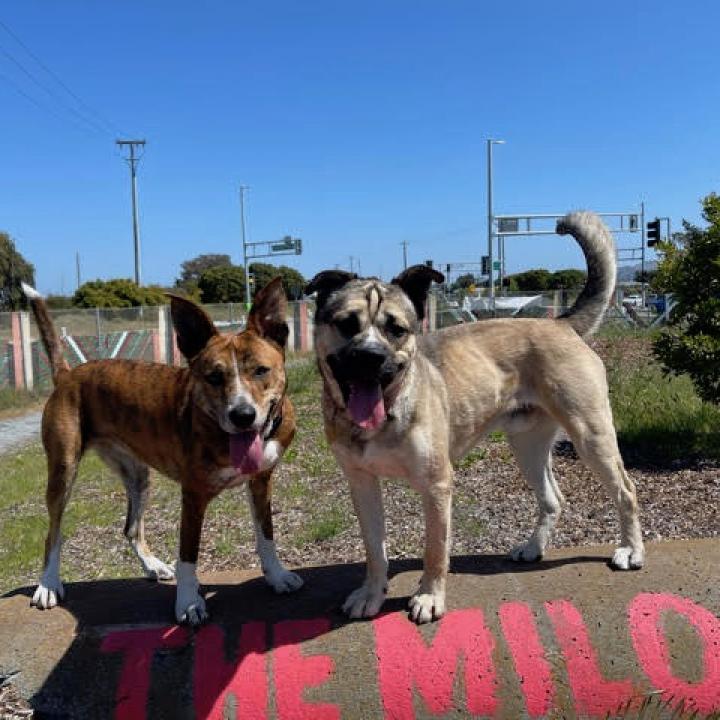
[175,592,208,626]
[611,546,644,570]
[510,539,544,563]
[31,580,65,610]
[142,556,175,581]
[342,583,387,619]
[409,589,446,624]
[265,568,304,594]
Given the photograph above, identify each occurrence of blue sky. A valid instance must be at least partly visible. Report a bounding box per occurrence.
[1,1,718,293]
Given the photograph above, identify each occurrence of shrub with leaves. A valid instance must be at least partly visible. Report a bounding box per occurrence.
[652,193,720,404]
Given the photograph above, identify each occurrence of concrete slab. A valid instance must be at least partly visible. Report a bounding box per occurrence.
[1,538,718,719]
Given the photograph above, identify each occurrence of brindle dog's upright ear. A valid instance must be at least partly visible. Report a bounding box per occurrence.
[168,294,219,361]
[305,270,357,309]
[391,265,445,320]
[247,277,289,349]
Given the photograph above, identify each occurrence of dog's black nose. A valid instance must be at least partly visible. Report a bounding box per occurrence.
[229,403,256,429]
[352,343,387,370]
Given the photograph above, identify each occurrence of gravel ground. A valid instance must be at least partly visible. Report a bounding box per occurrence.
[2,336,719,718]
[0,412,42,456]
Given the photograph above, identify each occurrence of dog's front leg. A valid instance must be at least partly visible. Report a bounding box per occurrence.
[247,472,304,594]
[342,469,388,619]
[409,467,453,624]
[176,488,211,625]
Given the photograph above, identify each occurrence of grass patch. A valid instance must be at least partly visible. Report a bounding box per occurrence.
[455,447,487,470]
[298,505,350,544]
[0,387,46,419]
[287,360,319,397]
[608,349,720,464]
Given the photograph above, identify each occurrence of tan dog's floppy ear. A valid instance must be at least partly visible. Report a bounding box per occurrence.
[305,270,357,308]
[391,265,445,320]
[247,277,289,349]
[167,294,219,360]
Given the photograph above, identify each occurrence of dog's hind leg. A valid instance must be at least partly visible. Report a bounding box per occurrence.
[247,471,303,593]
[507,416,563,563]
[563,405,644,570]
[96,443,174,581]
[32,428,81,609]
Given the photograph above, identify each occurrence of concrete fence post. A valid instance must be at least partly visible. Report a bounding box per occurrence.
[10,312,24,389]
[287,305,296,351]
[428,294,437,332]
[155,306,168,364]
[20,311,34,391]
[294,302,312,352]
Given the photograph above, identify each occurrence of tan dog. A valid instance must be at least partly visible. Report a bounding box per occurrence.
[22,278,302,625]
[306,212,644,624]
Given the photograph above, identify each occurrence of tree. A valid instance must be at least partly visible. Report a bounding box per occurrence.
[176,254,232,292]
[548,269,586,290]
[0,232,35,310]
[248,262,305,299]
[510,268,553,291]
[451,273,477,291]
[652,192,720,404]
[73,279,167,308]
[197,265,246,303]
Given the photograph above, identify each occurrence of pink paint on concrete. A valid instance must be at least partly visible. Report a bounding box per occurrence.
[629,592,720,714]
[274,618,340,720]
[373,609,497,719]
[498,602,555,717]
[100,625,188,720]
[10,312,24,389]
[545,599,635,717]
[193,622,268,720]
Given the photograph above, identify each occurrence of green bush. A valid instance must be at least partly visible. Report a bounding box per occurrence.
[72,279,168,308]
[652,193,720,404]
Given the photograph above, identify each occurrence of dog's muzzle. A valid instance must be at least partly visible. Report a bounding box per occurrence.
[326,342,403,430]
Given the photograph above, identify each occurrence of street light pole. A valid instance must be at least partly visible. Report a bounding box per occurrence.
[240,184,251,307]
[486,139,505,301]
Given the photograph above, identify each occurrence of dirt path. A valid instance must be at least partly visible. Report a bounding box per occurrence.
[0,411,42,455]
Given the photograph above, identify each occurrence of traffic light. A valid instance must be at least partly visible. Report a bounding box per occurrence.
[647,219,661,247]
[481,255,490,275]
[295,237,302,255]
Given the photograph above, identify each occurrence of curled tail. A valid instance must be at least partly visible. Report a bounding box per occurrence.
[555,211,616,338]
[21,282,69,384]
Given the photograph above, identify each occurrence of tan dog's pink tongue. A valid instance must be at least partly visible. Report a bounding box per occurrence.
[348,383,386,430]
[230,431,264,474]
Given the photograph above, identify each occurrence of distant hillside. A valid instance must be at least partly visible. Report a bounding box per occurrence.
[617,261,657,282]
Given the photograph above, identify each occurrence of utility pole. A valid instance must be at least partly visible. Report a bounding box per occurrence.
[239,184,251,307]
[400,240,408,270]
[116,139,146,285]
[75,251,81,290]
[486,138,505,301]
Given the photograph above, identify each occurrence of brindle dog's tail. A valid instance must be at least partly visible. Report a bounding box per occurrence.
[555,211,616,338]
[21,282,69,384]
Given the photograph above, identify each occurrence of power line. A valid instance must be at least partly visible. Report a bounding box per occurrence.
[0,69,98,139]
[0,18,123,137]
[0,44,111,137]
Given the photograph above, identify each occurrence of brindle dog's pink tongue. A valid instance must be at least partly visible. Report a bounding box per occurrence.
[230,431,264,474]
[348,383,386,430]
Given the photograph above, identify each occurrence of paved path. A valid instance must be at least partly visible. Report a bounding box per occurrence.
[0,411,42,455]
[1,538,718,718]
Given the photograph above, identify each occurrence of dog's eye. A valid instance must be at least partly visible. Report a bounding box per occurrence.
[205,369,225,386]
[335,314,360,337]
[386,317,408,338]
[254,365,270,378]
